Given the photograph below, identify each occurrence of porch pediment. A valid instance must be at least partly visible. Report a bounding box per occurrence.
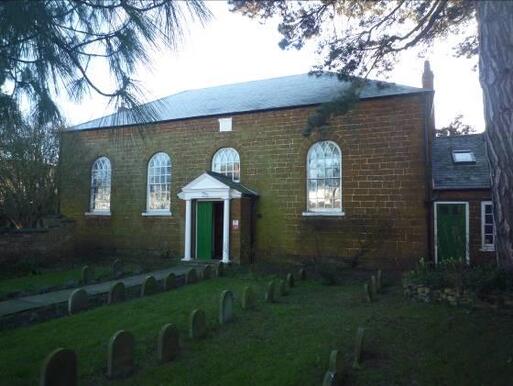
[177,171,257,200]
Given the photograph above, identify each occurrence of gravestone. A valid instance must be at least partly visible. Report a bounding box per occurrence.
[157,323,180,364]
[322,371,340,386]
[189,309,207,339]
[219,290,234,325]
[81,265,92,284]
[265,281,275,303]
[185,268,198,284]
[164,273,177,290]
[298,268,306,281]
[141,275,158,296]
[363,283,372,303]
[108,282,126,304]
[377,269,383,292]
[352,327,365,369]
[68,288,88,315]
[107,330,135,379]
[201,265,211,280]
[279,279,288,296]
[215,262,224,277]
[241,286,256,310]
[328,349,343,373]
[370,276,377,298]
[40,348,77,386]
[112,259,123,278]
[286,273,295,288]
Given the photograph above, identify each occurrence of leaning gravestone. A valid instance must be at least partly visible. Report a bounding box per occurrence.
[164,273,177,291]
[328,349,344,373]
[286,273,295,288]
[107,330,135,379]
[352,327,365,369]
[40,348,77,386]
[112,259,123,278]
[201,265,211,280]
[241,286,256,310]
[141,275,158,296]
[322,370,340,386]
[377,269,383,292]
[265,281,275,303]
[363,283,372,303]
[157,323,180,364]
[278,279,288,296]
[215,262,224,277]
[108,282,126,304]
[219,290,234,325]
[185,268,198,284]
[370,275,377,299]
[189,309,207,339]
[68,288,88,315]
[81,265,92,285]
[298,268,306,281]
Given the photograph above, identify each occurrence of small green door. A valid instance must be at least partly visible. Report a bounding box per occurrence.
[196,201,214,260]
[436,203,467,262]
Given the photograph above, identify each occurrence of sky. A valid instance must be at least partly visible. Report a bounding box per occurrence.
[58,1,485,131]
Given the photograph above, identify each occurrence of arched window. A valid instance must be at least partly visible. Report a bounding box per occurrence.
[90,157,111,212]
[212,147,240,182]
[147,152,172,212]
[306,141,342,212]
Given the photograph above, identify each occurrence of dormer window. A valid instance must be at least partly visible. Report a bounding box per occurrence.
[452,150,476,164]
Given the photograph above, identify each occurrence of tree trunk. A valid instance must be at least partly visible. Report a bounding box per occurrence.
[478,1,513,266]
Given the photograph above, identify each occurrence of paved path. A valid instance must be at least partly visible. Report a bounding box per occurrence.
[0,265,193,317]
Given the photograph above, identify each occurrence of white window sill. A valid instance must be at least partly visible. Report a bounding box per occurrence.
[480,246,495,252]
[142,211,172,217]
[302,211,346,217]
[85,211,111,216]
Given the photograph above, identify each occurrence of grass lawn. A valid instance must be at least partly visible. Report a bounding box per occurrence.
[0,273,512,386]
[0,257,178,299]
[0,266,110,299]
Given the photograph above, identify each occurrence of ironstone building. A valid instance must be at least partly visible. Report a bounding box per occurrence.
[60,66,495,269]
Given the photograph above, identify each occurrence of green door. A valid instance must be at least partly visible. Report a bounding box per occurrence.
[436,203,467,262]
[196,201,214,260]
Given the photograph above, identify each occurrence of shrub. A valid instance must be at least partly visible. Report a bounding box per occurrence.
[404,258,513,295]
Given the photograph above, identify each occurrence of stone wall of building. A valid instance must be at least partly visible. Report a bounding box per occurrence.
[60,94,430,268]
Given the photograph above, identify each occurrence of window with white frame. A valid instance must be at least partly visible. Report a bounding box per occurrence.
[90,157,111,212]
[147,152,172,212]
[481,201,495,250]
[212,147,240,182]
[306,141,342,212]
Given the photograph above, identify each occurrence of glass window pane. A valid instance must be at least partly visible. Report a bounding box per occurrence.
[147,152,171,210]
[307,141,342,211]
[212,148,240,182]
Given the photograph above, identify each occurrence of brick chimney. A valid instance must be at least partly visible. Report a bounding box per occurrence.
[422,60,436,139]
[422,60,434,90]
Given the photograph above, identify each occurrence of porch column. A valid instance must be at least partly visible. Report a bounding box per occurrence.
[222,198,230,263]
[183,199,192,261]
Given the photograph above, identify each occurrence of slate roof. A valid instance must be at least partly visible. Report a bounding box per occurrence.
[432,134,490,190]
[205,171,258,196]
[69,73,429,131]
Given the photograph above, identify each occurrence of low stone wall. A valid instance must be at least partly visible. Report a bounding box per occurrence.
[403,281,513,310]
[0,219,75,266]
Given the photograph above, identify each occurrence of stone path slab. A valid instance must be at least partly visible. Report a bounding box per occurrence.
[0,266,192,317]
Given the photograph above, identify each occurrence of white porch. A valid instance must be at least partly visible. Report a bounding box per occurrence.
[177,172,254,264]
